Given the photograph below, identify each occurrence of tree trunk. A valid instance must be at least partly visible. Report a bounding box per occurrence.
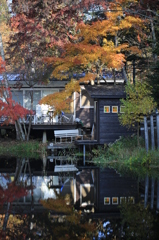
[0,33,28,141]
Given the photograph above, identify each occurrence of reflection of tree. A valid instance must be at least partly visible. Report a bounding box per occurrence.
[40,193,97,239]
[120,202,155,240]
[0,195,97,239]
[0,158,33,235]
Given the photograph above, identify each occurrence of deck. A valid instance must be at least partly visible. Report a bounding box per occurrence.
[0,113,79,131]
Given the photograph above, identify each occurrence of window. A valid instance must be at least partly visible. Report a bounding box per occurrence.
[12,90,23,106]
[120,106,125,113]
[24,90,41,110]
[128,196,135,204]
[80,89,94,108]
[120,197,127,204]
[104,106,110,113]
[104,197,110,205]
[112,106,118,113]
[112,197,118,205]
[42,90,56,98]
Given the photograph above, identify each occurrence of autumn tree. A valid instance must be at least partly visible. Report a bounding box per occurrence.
[119,81,157,146]
[40,0,146,114]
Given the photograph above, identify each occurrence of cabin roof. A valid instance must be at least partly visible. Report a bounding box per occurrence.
[85,84,126,99]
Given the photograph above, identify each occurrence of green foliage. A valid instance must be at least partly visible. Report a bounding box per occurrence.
[0,140,45,158]
[92,136,159,179]
[119,81,157,128]
[120,202,155,240]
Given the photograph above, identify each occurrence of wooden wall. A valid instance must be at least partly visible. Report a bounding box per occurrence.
[98,99,134,144]
[75,92,94,128]
[97,168,138,212]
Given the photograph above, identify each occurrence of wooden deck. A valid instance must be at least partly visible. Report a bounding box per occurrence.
[0,122,78,131]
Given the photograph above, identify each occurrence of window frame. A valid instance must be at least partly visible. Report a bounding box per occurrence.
[120,106,125,113]
[112,106,118,113]
[128,196,135,204]
[120,197,127,204]
[104,197,110,205]
[104,106,110,113]
[112,197,118,205]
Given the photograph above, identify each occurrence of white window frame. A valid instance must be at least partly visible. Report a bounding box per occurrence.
[112,106,118,113]
[120,106,125,113]
[120,197,127,204]
[128,196,135,204]
[104,197,110,205]
[112,197,118,205]
[80,86,94,109]
[104,106,110,113]
[12,88,58,109]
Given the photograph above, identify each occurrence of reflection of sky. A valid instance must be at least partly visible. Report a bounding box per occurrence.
[0,174,10,189]
[0,174,58,201]
[32,176,58,200]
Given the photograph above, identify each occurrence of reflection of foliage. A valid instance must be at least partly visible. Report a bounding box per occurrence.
[0,181,28,208]
[120,202,155,240]
[41,193,96,240]
[92,136,159,179]
[0,140,46,159]
[57,147,81,163]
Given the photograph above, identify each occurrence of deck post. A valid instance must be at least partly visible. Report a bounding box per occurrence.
[42,131,47,143]
[83,144,85,166]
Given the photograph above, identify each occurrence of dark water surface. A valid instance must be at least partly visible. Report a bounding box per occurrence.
[0,156,159,239]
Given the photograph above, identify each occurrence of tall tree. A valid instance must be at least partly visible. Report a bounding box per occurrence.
[40,0,145,114]
[119,81,157,146]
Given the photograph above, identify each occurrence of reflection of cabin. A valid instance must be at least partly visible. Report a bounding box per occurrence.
[61,167,138,213]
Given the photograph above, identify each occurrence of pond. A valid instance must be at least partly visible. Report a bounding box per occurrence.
[0,153,159,239]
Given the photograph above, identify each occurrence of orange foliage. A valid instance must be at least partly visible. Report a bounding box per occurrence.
[40,79,80,114]
[41,196,97,239]
[41,0,145,112]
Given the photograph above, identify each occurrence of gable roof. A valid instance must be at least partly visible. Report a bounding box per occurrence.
[85,84,126,99]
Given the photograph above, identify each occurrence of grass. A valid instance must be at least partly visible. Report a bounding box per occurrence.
[0,139,46,159]
[92,135,159,179]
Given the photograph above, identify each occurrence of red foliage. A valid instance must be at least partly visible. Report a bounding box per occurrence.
[0,57,5,74]
[0,87,31,124]
[0,181,28,206]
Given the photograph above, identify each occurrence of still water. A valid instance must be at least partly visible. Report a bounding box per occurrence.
[0,155,159,239]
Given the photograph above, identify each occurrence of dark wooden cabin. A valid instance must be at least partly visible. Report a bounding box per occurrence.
[82,84,134,144]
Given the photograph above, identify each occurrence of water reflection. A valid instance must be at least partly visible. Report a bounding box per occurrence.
[0,156,158,239]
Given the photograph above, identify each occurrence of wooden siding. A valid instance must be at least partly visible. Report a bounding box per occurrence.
[98,99,134,144]
[98,168,138,212]
[75,92,94,128]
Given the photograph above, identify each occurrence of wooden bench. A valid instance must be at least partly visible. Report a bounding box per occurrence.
[54,129,83,143]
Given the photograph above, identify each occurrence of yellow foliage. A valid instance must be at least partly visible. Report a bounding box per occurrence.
[41,0,146,113]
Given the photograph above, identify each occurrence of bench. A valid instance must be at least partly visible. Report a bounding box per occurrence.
[54,129,83,143]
